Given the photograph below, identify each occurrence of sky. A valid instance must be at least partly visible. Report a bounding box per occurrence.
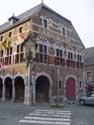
[0,0,94,48]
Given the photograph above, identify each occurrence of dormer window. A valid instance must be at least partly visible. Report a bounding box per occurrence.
[8,15,19,25]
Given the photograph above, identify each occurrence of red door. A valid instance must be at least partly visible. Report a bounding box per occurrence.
[66,78,76,100]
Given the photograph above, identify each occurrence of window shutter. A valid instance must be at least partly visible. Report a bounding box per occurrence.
[55,57,58,65]
[62,58,65,66]
[73,61,75,68]
[77,62,79,68]
[47,55,50,64]
[66,59,70,67]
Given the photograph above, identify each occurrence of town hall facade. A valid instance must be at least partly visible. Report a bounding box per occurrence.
[0,3,84,105]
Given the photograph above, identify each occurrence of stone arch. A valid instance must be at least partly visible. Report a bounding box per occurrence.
[4,75,13,81]
[4,77,12,100]
[64,75,77,100]
[35,72,53,87]
[35,72,53,103]
[0,77,3,99]
[14,76,25,102]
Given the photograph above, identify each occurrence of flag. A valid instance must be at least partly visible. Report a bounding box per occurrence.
[1,39,9,50]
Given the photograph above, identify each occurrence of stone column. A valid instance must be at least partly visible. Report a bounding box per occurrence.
[63,80,67,102]
[11,79,15,102]
[24,64,32,105]
[32,75,36,105]
[2,79,5,101]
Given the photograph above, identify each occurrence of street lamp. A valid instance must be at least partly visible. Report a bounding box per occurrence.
[22,31,37,105]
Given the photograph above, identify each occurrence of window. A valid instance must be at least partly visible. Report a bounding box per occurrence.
[17,45,20,53]
[38,44,47,63]
[87,72,92,81]
[43,19,47,28]
[62,28,65,35]
[77,55,82,62]
[9,32,12,37]
[58,80,62,89]
[79,81,82,88]
[74,54,76,60]
[0,50,3,63]
[0,36,3,41]
[5,47,13,65]
[56,49,63,65]
[15,44,24,63]
[68,52,73,60]
[19,27,23,33]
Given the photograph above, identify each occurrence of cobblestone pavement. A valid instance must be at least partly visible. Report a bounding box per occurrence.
[0,102,94,125]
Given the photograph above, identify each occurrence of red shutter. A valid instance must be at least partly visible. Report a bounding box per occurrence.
[66,59,70,67]
[55,57,58,65]
[47,55,50,64]
[73,61,75,68]
[77,62,79,68]
[62,58,65,66]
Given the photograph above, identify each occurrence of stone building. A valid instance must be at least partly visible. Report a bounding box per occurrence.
[84,47,94,95]
[0,3,84,105]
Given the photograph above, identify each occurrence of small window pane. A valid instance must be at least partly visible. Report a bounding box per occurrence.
[9,32,12,37]
[60,50,62,57]
[17,45,20,53]
[44,45,47,54]
[39,44,43,53]
[56,49,59,56]
[58,80,62,89]
[44,19,47,28]
[62,28,65,35]
[19,27,23,33]
[10,47,12,55]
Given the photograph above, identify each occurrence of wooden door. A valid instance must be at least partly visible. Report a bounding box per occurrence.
[66,78,76,100]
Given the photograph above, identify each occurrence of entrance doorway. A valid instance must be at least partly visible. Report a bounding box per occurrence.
[36,75,50,103]
[5,77,12,100]
[14,76,24,102]
[66,77,76,100]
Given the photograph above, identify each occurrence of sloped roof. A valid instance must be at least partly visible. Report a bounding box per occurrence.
[0,3,71,33]
[0,3,84,48]
[0,3,43,33]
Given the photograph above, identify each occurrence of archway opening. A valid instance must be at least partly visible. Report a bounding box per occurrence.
[0,78,3,99]
[66,77,76,100]
[36,75,50,103]
[5,77,12,100]
[14,76,24,102]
